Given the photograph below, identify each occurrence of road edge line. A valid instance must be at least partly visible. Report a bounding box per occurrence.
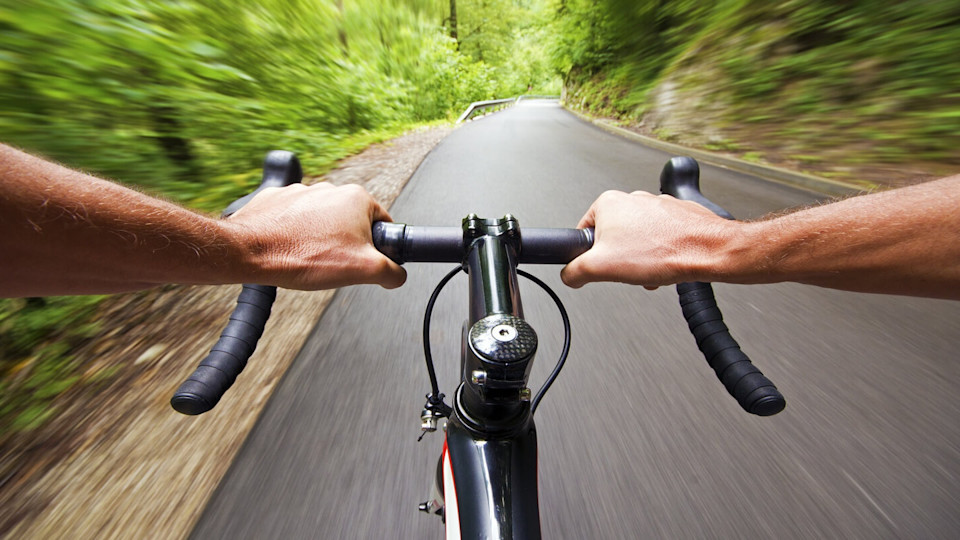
[564,106,863,198]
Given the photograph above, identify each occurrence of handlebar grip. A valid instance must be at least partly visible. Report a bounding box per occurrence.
[171,284,276,415]
[660,156,785,416]
[520,228,594,264]
[371,223,595,264]
[678,282,785,416]
[372,222,463,264]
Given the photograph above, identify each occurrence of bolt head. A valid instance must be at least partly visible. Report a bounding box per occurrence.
[421,411,438,432]
[491,324,518,342]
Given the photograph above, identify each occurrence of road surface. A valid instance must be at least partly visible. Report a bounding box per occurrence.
[192,101,960,539]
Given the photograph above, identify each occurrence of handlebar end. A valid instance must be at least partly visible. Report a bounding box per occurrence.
[170,391,214,416]
[748,393,786,417]
[372,221,407,264]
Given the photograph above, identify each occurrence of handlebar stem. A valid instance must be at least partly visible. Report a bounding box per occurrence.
[457,216,538,434]
[464,217,523,323]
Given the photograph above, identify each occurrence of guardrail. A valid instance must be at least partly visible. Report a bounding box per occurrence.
[516,95,559,102]
[456,98,515,123]
[456,95,560,123]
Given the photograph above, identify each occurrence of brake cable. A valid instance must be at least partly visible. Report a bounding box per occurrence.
[417,265,462,441]
[420,266,571,421]
[517,269,571,415]
[423,266,463,399]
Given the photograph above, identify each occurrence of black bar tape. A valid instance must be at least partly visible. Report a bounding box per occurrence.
[171,284,276,415]
[678,282,785,416]
[660,156,785,416]
[172,151,300,415]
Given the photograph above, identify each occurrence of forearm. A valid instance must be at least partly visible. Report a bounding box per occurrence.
[1,144,252,296]
[563,176,960,300]
[718,176,960,299]
[1,144,406,297]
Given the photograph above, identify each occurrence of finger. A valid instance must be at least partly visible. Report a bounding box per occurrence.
[368,249,407,289]
[560,255,590,289]
[370,200,393,224]
[379,262,407,289]
[576,203,597,230]
[643,285,660,291]
[560,264,583,289]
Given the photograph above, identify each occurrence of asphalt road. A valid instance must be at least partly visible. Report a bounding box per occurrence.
[192,101,960,539]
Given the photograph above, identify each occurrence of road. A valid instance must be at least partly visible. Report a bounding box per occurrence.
[192,101,960,538]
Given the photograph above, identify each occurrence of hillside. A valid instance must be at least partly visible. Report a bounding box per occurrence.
[551,0,960,188]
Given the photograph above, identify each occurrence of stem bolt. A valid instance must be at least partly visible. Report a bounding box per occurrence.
[491,324,518,342]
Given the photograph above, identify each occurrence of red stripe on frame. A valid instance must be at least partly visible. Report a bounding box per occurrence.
[443,434,461,540]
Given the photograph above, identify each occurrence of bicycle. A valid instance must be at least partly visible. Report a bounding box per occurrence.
[170,151,785,539]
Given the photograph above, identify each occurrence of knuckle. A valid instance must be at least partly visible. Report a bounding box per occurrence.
[344,184,373,204]
[343,183,367,196]
[594,190,627,210]
[653,194,676,207]
[598,190,624,202]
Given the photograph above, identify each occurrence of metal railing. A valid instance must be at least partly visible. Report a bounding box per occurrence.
[456,98,515,123]
[516,95,559,103]
[456,95,560,123]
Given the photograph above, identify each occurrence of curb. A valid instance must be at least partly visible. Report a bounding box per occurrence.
[565,107,862,197]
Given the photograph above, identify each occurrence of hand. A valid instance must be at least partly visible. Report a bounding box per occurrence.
[226,183,406,290]
[561,190,738,289]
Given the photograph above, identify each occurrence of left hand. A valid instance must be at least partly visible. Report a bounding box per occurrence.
[226,183,407,290]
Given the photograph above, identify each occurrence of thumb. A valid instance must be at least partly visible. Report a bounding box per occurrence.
[560,256,590,289]
[376,257,407,289]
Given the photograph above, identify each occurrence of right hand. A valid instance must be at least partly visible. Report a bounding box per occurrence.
[561,190,739,289]
[226,183,407,290]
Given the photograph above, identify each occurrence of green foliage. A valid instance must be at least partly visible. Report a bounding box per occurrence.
[548,0,722,88]
[0,0,560,435]
[458,0,520,66]
[550,0,960,165]
[0,296,104,434]
[0,0,540,204]
[453,0,561,96]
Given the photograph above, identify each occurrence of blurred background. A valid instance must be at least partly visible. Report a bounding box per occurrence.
[0,0,557,473]
[1,0,958,537]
